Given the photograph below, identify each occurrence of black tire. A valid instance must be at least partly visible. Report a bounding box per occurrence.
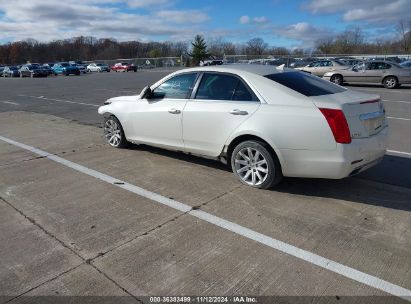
[103,116,129,148]
[330,74,343,85]
[383,76,398,89]
[230,140,282,189]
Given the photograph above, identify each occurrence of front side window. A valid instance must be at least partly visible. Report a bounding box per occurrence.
[195,73,256,101]
[151,73,197,99]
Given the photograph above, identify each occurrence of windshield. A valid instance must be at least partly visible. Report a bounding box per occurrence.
[61,63,69,67]
[265,71,346,97]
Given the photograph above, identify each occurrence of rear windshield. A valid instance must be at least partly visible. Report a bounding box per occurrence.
[265,71,346,97]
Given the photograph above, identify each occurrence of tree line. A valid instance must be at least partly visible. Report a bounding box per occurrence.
[0,25,410,65]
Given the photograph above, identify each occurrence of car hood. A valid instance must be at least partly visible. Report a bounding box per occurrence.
[105,95,140,104]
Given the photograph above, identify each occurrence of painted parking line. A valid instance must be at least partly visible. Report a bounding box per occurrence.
[387,150,411,158]
[387,116,411,121]
[382,99,411,104]
[18,94,99,108]
[355,88,411,94]
[0,134,410,301]
[0,100,19,106]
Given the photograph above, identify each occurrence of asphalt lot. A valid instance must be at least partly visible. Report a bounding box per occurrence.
[0,69,410,303]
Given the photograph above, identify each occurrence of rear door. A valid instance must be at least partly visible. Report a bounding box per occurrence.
[182,72,260,157]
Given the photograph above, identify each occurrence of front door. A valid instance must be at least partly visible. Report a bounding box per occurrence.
[127,72,198,150]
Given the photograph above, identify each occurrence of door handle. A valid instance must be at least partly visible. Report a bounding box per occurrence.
[230,109,248,115]
[168,108,181,114]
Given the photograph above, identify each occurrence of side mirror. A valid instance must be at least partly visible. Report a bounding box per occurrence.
[140,86,152,99]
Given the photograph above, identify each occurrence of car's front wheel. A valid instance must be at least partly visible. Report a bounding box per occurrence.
[231,140,282,189]
[104,116,128,148]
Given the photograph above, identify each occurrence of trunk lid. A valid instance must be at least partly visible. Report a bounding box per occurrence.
[310,90,387,139]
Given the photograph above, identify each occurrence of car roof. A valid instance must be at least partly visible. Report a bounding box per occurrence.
[181,64,286,76]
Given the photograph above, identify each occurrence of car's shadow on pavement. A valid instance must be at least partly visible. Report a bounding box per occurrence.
[129,144,411,211]
[273,154,411,212]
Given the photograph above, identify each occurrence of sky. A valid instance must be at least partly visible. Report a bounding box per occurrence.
[0,0,409,48]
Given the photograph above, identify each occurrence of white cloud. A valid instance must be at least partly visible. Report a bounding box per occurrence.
[274,22,334,47]
[304,0,411,24]
[239,15,269,25]
[154,10,209,24]
[0,0,208,42]
[253,16,269,24]
[239,15,250,24]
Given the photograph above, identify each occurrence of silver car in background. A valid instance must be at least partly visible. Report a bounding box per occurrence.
[323,61,411,89]
[295,60,348,77]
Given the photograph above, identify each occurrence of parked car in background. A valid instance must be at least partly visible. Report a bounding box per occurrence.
[0,66,4,74]
[111,62,137,72]
[52,62,81,76]
[98,65,388,189]
[2,66,20,77]
[295,60,348,76]
[400,60,411,68]
[337,59,363,67]
[41,65,54,75]
[200,58,224,66]
[290,60,315,68]
[87,63,110,72]
[70,61,87,74]
[73,63,87,74]
[19,64,49,78]
[323,60,411,88]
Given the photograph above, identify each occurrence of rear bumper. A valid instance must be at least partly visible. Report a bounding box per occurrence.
[280,126,388,179]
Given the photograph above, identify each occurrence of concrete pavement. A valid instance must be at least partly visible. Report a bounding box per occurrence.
[0,112,410,303]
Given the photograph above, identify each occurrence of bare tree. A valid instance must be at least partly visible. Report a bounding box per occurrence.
[397,20,411,53]
[246,38,268,55]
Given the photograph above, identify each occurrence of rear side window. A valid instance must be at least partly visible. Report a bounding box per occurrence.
[195,73,257,101]
[265,72,346,97]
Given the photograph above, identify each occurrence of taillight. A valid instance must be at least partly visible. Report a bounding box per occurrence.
[319,108,351,144]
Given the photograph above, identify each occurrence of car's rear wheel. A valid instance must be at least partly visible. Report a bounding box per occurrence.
[104,116,128,148]
[383,76,398,89]
[231,140,282,189]
[330,74,343,85]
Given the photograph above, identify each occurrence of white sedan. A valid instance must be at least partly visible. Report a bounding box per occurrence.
[86,63,110,72]
[98,65,388,189]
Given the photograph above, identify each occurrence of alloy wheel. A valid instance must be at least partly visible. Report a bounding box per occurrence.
[234,147,269,186]
[384,77,396,89]
[104,118,122,147]
[331,75,342,85]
